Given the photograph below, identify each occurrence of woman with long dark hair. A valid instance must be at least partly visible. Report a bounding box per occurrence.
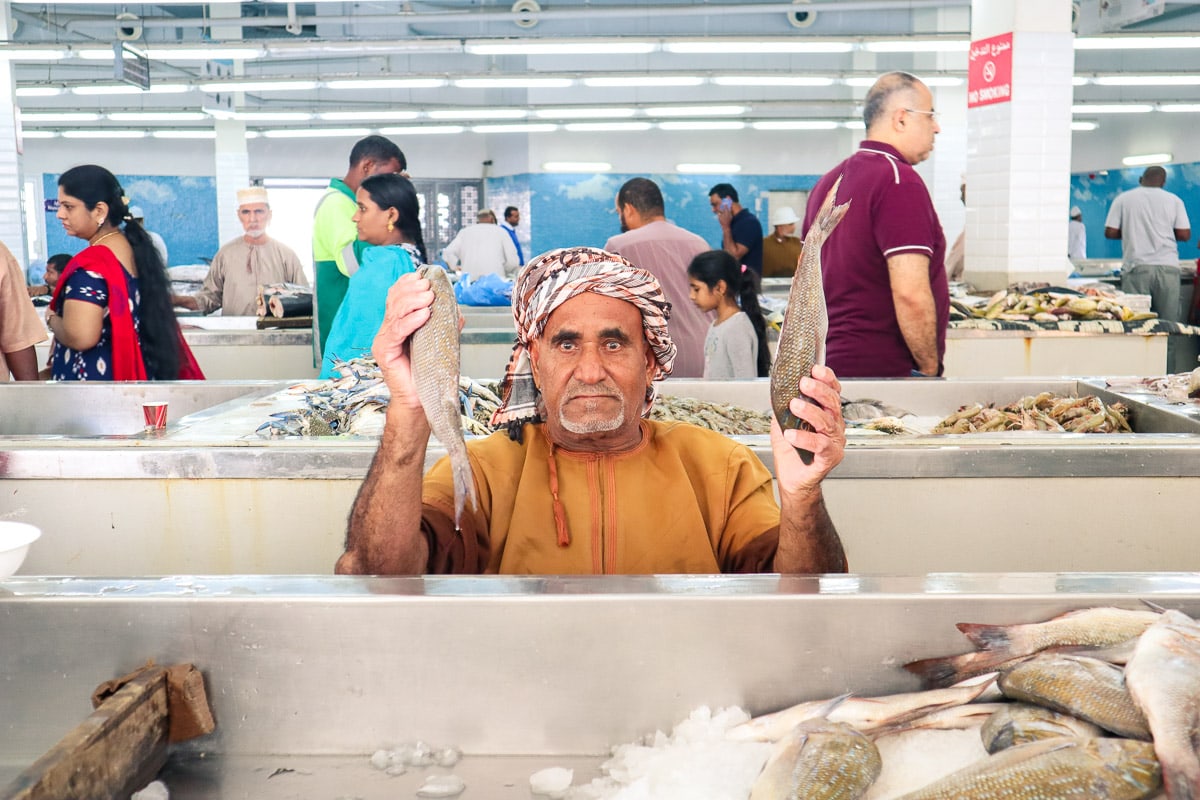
[47,165,200,380]
[320,173,428,377]
[686,249,771,378]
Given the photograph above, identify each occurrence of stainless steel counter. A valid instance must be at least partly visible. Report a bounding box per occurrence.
[0,574,1197,798]
[3,378,1200,575]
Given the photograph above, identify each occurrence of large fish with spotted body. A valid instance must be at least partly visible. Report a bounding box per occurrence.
[410,265,477,528]
[769,176,850,464]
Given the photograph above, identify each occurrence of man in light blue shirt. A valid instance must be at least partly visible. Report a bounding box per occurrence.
[500,206,525,266]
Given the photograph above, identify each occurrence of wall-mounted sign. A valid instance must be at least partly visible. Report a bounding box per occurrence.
[968,32,1013,109]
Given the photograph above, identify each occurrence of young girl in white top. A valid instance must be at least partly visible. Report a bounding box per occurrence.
[686,250,770,379]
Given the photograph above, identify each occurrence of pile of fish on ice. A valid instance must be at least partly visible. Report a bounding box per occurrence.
[564,605,1199,800]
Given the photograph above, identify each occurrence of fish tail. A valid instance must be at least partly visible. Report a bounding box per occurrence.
[450,447,478,530]
[902,650,1013,689]
[809,174,852,245]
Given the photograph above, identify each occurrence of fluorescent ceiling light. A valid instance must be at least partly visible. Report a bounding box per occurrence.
[1071,121,1099,131]
[471,123,558,133]
[319,111,421,121]
[583,76,704,88]
[1071,104,1153,114]
[713,76,835,87]
[658,121,745,131]
[453,77,574,89]
[261,127,373,138]
[646,105,746,117]
[534,107,636,119]
[152,130,218,139]
[466,40,656,56]
[148,46,264,61]
[751,120,840,130]
[429,108,526,120]
[68,83,191,96]
[1073,77,1090,86]
[20,131,57,139]
[1122,152,1172,166]
[233,112,314,121]
[108,112,209,122]
[324,78,446,90]
[863,40,969,53]
[843,120,866,130]
[542,161,613,172]
[665,41,853,54]
[377,125,465,135]
[676,163,742,173]
[21,112,102,122]
[0,48,68,61]
[15,87,64,97]
[61,130,148,139]
[1076,36,1200,50]
[71,85,150,96]
[197,79,320,92]
[843,77,878,88]
[923,77,966,87]
[1093,75,1200,86]
[1160,104,1200,113]
[564,121,653,132]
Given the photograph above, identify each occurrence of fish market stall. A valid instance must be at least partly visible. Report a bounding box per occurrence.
[0,573,1196,798]
[2,378,1200,576]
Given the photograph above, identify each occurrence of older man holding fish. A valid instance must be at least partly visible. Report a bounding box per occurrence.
[804,71,950,378]
[335,246,847,576]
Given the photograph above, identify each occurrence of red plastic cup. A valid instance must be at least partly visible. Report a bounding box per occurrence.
[143,401,168,431]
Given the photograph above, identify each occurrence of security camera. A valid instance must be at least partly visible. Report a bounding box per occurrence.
[116,12,142,41]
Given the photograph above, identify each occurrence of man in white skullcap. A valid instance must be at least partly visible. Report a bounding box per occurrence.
[336,246,848,577]
[762,205,804,278]
[174,186,307,316]
[1068,206,1087,260]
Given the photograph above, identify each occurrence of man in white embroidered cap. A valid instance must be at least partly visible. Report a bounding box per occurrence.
[173,186,307,316]
[336,246,847,576]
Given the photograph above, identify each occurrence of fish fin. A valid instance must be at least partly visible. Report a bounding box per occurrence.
[810,174,852,240]
[1140,599,1169,614]
[450,449,478,530]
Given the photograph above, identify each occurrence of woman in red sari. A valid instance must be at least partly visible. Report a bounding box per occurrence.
[46,165,201,380]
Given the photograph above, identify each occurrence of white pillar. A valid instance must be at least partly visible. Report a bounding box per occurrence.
[0,1,28,265]
[215,120,250,246]
[210,5,249,247]
[965,0,1075,290]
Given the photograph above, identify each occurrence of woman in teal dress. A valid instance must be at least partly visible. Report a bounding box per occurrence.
[320,174,429,378]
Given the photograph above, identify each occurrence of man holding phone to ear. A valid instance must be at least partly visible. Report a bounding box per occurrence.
[709,183,764,283]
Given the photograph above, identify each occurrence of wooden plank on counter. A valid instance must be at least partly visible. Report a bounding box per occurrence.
[1,669,169,800]
[256,315,313,330]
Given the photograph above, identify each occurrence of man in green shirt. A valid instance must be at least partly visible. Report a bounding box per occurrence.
[312,135,406,362]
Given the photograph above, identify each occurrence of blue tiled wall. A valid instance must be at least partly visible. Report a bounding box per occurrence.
[1070,163,1200,261]
[43,173,219,267]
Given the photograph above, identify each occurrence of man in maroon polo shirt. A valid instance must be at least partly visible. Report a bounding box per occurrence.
[803,71,950,378]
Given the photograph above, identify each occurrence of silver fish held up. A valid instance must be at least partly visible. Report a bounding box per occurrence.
[769,176,850,465]
[409,266,478,528]
[1125,608,1200,800]
[749,718,881,800]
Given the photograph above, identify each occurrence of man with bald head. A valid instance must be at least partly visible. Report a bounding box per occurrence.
[336,246,848,576]
[1105,166,1191,368]
[802,70,949,378]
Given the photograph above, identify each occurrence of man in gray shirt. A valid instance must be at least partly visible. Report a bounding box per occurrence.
[1105,165,1192,370]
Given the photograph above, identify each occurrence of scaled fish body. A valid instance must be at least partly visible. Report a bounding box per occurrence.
[769,177,850,465]
[410,266,477,528]
[1125,609,1200,800]
[998,653,1150,740]
[980,702,1104,754]
[749,718,882,800]
[728,673,996,743]
[892,736,1161,800]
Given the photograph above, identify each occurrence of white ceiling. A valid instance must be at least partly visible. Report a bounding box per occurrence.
[7,0,1200,138]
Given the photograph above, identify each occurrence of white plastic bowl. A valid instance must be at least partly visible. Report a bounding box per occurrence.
[0,522,42,577]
